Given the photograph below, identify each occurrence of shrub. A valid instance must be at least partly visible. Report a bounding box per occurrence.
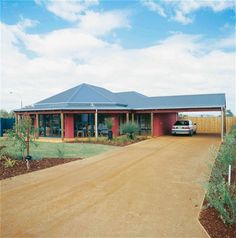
[4,158,16,168]
[206,180,236,224]
[105,118,113,130]
[56,144,65,159]
[113,135,130,144]
[121,122,139,140]
[206,129,236,225]
[231,125,236,138]
[217,134,236,175]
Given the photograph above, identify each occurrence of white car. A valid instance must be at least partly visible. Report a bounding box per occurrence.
[172,120,197,136]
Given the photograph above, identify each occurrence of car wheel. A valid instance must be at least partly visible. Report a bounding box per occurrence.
[189,131,193,136]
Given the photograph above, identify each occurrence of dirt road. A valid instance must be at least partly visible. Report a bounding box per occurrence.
[1,135,220,237]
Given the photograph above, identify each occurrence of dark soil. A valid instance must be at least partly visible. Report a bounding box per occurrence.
[199,166,236,238]
[0,157,82,180]
[199,199,236,238]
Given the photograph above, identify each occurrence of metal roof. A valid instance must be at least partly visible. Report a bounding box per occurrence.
[147,93,226,110]
[15,83,226,112]
[35,83,127,106]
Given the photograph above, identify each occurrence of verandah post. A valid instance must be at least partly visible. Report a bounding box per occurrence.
[126,112,129,123]
[35,113,39,139]
[151,112,154,136]
[95,109,98,138]
[131,113,134,123]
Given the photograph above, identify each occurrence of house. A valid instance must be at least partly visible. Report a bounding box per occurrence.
[14,83,226,140]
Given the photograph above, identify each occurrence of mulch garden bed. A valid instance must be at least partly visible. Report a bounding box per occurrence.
[68,137,148,147]
[0,158,82,180]
[199,166,236,238]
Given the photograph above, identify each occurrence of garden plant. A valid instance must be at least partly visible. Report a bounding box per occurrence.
[105,117,114,140]
[206,128,236,225]
[7,115,37,161]
[121,122,139,140]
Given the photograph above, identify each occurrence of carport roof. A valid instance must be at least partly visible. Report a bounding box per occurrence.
[15,83,226,112]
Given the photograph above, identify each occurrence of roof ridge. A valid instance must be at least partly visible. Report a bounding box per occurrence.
[150,93,225,98]
[116,91,147,97]
[86,84,115,103]
[66,84,84,102]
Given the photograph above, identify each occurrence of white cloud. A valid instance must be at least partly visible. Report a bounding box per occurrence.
[215,33,236,49]
[22,28,110,59]
[35,0,99,22]
[35,0,130,36]
[1,21,235,113]
[78,10,130,36]
[141,0,166,17]
[141,0,235,24]
[173,10,193,25]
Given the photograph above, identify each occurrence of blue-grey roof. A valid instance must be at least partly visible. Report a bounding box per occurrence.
[115,91,150,108]
[147,94,226,110]
[15,83,226,112]
[36,83,127,107]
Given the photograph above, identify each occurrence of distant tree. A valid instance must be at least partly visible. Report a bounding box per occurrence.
[179,113,187,118]
[23,105,33,109]
[0,109,15,118]
[226,109,234,117]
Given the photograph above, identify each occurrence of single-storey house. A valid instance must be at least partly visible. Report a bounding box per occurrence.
[14,83,226,140]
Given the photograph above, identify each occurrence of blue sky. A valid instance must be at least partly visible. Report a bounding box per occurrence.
[1,0,236,113]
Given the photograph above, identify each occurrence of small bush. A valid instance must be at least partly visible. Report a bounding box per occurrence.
[4,158,16,168]
[105,118,113,130]
[121,122,139,140]
[113,135,130,144]
[206,180,236,224]
[231,125,236,138]
[206,129,236,225]
[56,144,65,159]
[218,134,236,175]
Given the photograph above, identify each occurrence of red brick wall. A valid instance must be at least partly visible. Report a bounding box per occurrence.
[153,113,177,136]
[112,115,119,137]
[65,114,74,138]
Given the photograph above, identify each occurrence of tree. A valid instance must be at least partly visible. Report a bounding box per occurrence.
[226,109,234,117]
[8,115,37,160]
[0,109,14,118]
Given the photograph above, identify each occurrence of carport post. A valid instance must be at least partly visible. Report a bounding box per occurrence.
[221,107,226,142]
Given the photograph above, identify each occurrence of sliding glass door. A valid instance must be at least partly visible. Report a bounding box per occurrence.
[39,114,61,137]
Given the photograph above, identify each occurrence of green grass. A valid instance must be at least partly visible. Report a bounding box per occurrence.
[0,138,116,160]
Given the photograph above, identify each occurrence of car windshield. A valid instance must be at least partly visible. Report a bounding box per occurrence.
[174,120,190,126]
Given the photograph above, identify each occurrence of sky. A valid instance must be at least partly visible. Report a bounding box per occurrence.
[1,0,236,113]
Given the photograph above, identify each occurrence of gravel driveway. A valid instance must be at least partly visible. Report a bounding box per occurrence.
[1,134,220,237]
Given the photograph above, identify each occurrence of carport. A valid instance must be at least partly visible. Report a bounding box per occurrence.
[139,93,226,141]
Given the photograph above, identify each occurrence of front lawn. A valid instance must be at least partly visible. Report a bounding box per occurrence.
[0,138,116,159]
